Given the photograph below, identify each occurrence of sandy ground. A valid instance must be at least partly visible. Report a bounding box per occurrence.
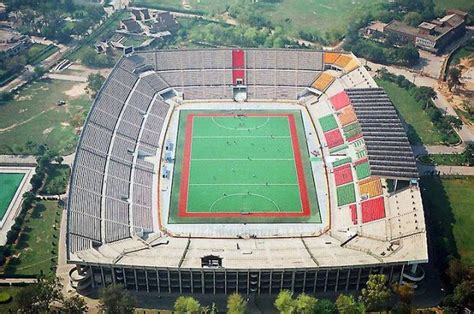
[439,56,474,128]
[64,82,88,97]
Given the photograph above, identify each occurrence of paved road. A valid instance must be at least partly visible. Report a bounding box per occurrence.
[418,164,474,176]
[46,73,88,82]
[411,145,466,156]
[0,278,38,284]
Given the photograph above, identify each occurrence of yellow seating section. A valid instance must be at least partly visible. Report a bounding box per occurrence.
[359,177,383,198]
[344,58,360,73]
[311,72,335,92]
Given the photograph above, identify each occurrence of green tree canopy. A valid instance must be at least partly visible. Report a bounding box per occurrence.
[16,276,63,312]
[98,284,135,314]
[274,290,295,314]
[295,293,317,314]
[335,294,365,314]
[314,299,337,314]
[87,73,106,97]
[227,293,247,314]
[174,296,202,314]
[360,274,391,311]
[63,295,88,313]
[403,11,423,26]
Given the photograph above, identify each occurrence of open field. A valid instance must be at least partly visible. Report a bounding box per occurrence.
[5,201,62,276]
[376,79,445,145]
[0,79,90,155]
[0,173,24,220]
[422,176,474,266]
[169,111,320,224]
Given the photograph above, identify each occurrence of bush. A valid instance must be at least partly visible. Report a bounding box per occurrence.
[0,292,12,303]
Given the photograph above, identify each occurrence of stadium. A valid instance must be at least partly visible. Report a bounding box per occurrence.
[67,49,428,295]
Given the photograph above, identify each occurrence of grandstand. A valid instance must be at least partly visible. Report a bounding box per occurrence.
[67,49,427,295]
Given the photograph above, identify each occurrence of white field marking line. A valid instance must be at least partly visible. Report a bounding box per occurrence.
[208,192,281,212]
[190,183,298,186]
[211,116,270,131]
[191,158,294,161]
[192,135,291,138]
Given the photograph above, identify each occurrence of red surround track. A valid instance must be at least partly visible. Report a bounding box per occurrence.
[177,113,311,218]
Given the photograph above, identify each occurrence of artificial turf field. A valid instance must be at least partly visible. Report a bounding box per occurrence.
[168,110,321,224]
[0,173,24,220]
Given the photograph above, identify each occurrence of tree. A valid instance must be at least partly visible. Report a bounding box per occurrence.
[98,284,135,314]
[445,115,462,130]
[462,144,474,166]
[174,296,201,314]
[448,68,462,91]
[87,73,106,97]
[63,295,88,313]
[16,276,63,312]
[227,293,247,314]
[335,294,365,314]
[360,274,391,311]
[54,156,64,165]
[314,299,337,314]
[274,290,295,314]
[393,283,414,312]
[295,293,317,314]
[404,11,423,26]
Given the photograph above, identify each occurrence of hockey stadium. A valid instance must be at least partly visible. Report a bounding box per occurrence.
[67,49,428,295]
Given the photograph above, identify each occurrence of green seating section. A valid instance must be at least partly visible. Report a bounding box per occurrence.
[343,122,362,140]
[329,144,348,155]
[332,157,352,168]
[356,150,367,159]
[337,183,356,206]
[355,161,370,180]
[319,115,338,132]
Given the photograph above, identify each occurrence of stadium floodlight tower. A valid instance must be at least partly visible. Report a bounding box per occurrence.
[67,49,428,295]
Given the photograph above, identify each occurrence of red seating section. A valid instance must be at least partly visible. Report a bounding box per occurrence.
[334,164,353,186]
[350,204,357,225]
[232,49,245,85]
[324,129,344,149]
[361,197,385,223]
[330,91,351,111]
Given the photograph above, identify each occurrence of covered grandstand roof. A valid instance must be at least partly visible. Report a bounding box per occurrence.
[346,88,419,179]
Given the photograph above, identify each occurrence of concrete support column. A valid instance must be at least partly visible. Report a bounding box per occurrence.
[191,270,194,294]
[291,271,295,293]
[269,270,273,295]
[133,269,138,291]
[156,269,161,293]
[323,270,329,292]
[313,271,318,294]
[145,268,149,292]
[167,269,171,293]
[201,270,205,294]
[178,269,182,294]
[345,269,351,291]
[356,268,362,290]
[411,263,418,273]
[335,269,340,292]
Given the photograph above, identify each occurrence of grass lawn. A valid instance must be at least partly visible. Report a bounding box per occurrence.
[0,79,91,155]
[5,201,62,276]
[422,176,474,266]
[419,153,469,166]
[0,286,25,313]
[41,164,71,195]
[376,79,445,145]
[169,110,320,224]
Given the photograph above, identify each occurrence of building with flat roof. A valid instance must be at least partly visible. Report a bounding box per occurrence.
[384,11,467,53]
[0,27,30,57]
